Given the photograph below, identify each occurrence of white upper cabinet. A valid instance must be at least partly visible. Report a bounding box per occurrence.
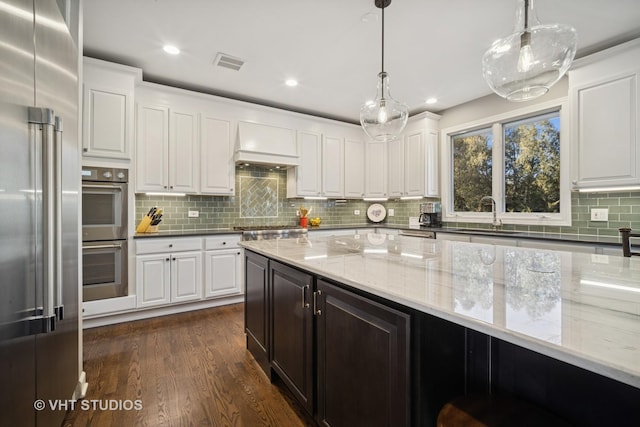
[136,97,199,194]
[136,104,169,191]
[287,130,322,197]
[387,137,404,197]
[169,109,199,193]
[322,135,344,197]
[82,57,141,160]
[425,129,440,197]
[404,129,425,196]
[385,113,440,198]
[200,114,235,195]
[365,140,388,198]
[569,39,640,190]
[344,137,365,198]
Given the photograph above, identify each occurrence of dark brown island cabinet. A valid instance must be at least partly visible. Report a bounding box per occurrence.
[244,250,640,427]
[244,250,464,427]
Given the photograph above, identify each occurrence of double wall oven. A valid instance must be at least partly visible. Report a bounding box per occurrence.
[82,167,128,302]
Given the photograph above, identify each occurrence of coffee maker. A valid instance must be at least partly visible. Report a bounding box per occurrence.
[419,202,441,227]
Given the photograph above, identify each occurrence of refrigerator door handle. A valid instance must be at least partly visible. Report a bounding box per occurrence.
[54,116,63,320]
[0,315,56,341]
[28,107,58,332]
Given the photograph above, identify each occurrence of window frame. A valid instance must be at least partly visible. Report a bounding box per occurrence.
[440,98,571,227]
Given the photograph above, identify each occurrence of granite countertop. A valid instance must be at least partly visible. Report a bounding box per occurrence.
[240,233,640,389]
[134,228,242,238]
[133,223,622,247]
[308,224,623,246]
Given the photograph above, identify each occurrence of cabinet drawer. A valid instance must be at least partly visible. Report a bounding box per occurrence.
[136,237,202,254]
[205,234,241,250]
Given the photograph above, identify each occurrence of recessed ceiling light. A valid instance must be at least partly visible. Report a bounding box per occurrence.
[426,97,438,105]
[163,45,180,55]
[285,79,298,87]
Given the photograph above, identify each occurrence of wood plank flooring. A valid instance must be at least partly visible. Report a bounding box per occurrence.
[63,304,315,427]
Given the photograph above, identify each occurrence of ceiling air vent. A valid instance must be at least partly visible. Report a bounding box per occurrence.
[213,53,245,71]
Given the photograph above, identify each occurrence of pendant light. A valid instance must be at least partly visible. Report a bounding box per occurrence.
[482,0,578,101]
[360,0,408,142]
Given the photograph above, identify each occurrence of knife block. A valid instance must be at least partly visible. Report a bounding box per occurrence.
[136,215,152,233]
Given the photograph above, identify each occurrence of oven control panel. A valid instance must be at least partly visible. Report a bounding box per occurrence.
[82,167,128,182]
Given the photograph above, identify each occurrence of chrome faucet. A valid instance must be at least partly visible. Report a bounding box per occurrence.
[480,196,502,229]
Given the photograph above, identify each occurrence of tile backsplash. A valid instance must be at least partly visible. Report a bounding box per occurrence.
[136,166,640,235]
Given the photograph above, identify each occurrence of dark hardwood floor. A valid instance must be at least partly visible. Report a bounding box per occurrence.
[63,304,314,427]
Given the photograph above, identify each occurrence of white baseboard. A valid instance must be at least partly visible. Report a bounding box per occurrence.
[82,295,244,328]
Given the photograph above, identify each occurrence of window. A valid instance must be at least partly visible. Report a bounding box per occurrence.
[441,100,570,226]
[504,113,560,213]
[452,128,493,212]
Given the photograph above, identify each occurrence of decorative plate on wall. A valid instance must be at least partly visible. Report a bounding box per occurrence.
[366,203,386,223]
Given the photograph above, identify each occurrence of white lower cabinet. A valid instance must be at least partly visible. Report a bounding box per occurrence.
[204,234,243,298]
[205,249,242,298]
[136,251,202,308]
[135,238,203,308]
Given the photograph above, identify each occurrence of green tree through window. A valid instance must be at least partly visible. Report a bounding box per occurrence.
[452,111,560,215]
[504,114,560,213]
[452,128,493,212]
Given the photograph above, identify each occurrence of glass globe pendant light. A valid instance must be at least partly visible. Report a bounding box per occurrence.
[482,0,578,101]
[360,0,408,142]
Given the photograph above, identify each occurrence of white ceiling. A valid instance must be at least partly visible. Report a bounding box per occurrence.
[83,0,640,124]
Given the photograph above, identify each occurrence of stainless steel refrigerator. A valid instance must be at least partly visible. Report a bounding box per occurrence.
[0,0,80,426]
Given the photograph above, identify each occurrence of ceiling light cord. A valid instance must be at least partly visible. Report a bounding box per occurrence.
[381,4,385,74]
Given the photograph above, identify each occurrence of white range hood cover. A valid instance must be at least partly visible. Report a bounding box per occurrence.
[235,121,299,166]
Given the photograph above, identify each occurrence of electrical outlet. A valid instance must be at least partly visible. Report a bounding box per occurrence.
[188,210,199,218]
[388,208,395,217]
[354,209,360,215]
[590,208,608,222]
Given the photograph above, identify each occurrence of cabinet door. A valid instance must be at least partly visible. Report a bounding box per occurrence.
[136,254,171,308]
[136,104,169,192]
[425,129,439,197]
[205,249,242,298]
[387,136,404,197]
[200,114,234,195]
[366,140,388,198]
[405,130,425,196]
[170,251,202,303]
[83,85,131,159]
[270,262,314,415]
[344,138,365,198]
[244,251,270,374]
[291,130,322,197]
[169,109,199,193]
[322,135,344,197]
[572,71,640,188]
[316,279,410,427]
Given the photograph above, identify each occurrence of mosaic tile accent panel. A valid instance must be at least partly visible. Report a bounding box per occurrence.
[239,176,279,218]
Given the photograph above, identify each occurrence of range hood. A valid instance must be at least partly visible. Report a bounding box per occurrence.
[235,121,299,166]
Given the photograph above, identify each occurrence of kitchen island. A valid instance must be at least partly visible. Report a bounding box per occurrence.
[241,233,640,426]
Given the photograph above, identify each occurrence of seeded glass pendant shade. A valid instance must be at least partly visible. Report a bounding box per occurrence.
[482,0,578,102]
[360,0,408,142]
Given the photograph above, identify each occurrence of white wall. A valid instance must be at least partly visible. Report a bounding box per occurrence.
[438,77,568,129]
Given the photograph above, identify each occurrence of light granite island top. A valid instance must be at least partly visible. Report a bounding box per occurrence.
[240,232,640,389]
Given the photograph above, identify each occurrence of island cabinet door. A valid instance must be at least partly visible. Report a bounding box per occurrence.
[244,251,270,374]
[270,261,314,416]
[316,279,411,427]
